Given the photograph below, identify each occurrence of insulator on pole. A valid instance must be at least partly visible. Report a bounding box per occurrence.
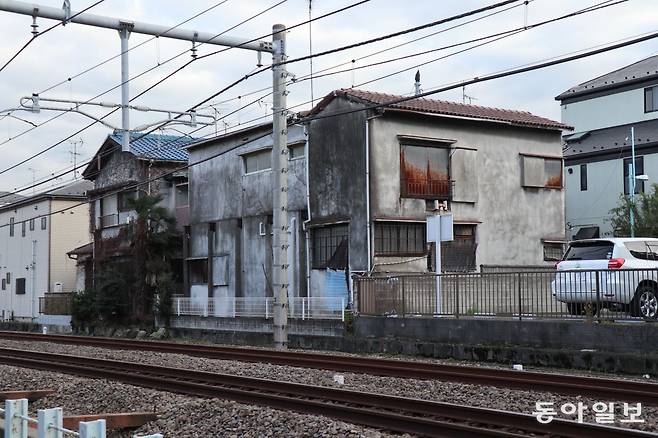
[31,9,39,36]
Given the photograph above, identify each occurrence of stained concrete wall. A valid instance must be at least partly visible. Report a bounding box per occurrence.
[368,113,565,267]
[308,99,370,271]
[187,125,307,300]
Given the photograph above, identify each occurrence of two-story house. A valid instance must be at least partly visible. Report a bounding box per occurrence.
[73,131,196,290]
[557,55,658,238]
[0,180,91,322]
[179,89,569,318]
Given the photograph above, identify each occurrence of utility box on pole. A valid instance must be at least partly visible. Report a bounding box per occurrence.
[271,24,289,350]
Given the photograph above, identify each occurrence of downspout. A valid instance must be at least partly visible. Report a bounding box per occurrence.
[303,125,312,298]
[365,119,371,275]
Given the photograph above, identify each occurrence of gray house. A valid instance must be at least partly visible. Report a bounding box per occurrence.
[182,89,570,314]
[184,123,307,308]
[557,56,658,238]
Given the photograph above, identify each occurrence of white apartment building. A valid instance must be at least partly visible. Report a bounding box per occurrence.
[0,181,91,321]
[557,55,658,238]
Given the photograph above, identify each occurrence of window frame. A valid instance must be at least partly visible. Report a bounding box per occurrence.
[9,217,14,237]
[1,278,5,291]
[645,86,658,113]
[289,143,305,160]
[441,224,478,272]
[311,223,349,269]
[41,217,47,230]
[399,143,452,200]
[520,154,563,189]
[623,156,645,195]
[118,190,138,213]
[188,258,208,284]
[243,148,272,175]
[175,182,189,208]
[374,221,427,257]
[580,163,587,191]
[543,241,566,262]
[21,221,26,237]
[29,218,35,231]
[15,278,26,295]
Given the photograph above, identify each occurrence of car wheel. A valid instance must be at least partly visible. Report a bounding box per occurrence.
[631,284,658,319]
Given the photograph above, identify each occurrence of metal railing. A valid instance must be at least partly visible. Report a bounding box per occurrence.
[401,178,452,199]
[356,268,658,321]
[172,296,347,321]
[1,399,163,438]
[39,292,74,315]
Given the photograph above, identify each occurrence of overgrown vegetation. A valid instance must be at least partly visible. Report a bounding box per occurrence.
[71,194,181,331]
[609,183,658,237]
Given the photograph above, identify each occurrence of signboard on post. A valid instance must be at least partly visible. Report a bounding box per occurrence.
[427,213,453,315]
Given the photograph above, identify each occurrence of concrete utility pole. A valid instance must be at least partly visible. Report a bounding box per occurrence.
[271,24,289,350]
[0,0,272,151]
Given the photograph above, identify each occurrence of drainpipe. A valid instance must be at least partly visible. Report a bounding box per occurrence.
[365,115,383,274]
[303,125,312,298]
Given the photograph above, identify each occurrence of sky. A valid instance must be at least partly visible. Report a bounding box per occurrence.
[0,0,657,192]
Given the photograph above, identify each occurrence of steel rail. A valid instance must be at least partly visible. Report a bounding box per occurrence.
[0,347,652,438]
[1,331,657,405]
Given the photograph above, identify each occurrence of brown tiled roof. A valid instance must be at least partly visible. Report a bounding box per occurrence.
[311,89,572,131]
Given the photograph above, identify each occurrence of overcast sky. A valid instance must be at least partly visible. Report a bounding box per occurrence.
[0,0,657,191]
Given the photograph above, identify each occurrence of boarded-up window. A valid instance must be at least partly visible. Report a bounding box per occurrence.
[244,149,271,174]
[374,222,426,256]
[451,148,478,203]
[312,224,349,269]
[400,144,450,199]
[521,155,562,189]
[15,278,26,295]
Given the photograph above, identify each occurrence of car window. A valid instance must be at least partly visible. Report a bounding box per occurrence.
[625,241,658,260]
[563,241,614,260]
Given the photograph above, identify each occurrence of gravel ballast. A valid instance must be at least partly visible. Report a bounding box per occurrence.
[0,339,656,433]
[0,364,390,437]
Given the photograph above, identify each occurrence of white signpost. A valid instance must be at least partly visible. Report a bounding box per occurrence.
[427,213,453,315]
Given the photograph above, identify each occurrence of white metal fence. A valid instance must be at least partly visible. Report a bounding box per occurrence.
[172,296,346,321]
[0,399,163,438]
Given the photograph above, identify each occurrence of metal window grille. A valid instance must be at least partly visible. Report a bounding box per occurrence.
[374,222,426,256]
[543,242,565,261]
[312,224,349,269]
[400,144,451,199]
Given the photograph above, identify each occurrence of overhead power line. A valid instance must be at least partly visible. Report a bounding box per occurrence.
[4,24,658,224]
[0,0,106,73]
[0,0,630,197]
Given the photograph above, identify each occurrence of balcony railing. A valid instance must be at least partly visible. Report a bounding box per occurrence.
[402,178,452,199]
[99,213,119,228]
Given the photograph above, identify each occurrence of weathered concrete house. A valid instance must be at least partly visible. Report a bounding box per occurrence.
[306,89,571,287]
[184,123,308,311]
[178,89,570,320]
[71,131,196,290]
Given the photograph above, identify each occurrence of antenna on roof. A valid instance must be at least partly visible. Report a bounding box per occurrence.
[462,85,477,105]
[414,70,421,96]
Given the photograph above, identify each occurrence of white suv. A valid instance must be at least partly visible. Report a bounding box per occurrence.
[552,238,658,319]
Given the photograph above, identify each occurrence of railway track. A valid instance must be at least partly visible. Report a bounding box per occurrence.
[1,330,657,405]
[0,347,653,438]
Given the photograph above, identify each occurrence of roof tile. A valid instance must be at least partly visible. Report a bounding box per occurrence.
[109,132,194,161]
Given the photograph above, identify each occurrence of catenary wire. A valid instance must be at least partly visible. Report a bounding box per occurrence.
[3,26,658,226]
[0,0,106,73]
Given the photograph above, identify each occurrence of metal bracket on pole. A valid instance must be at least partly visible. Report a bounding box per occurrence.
[5,398,28,438]
[61,0,70,25]
[37,407,63,438]
[79,419,106,438]
[30,9,39,36]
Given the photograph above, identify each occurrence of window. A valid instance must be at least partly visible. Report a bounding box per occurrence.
[29,219,35,231]
[374,222,426,256]
[175,183,189,208]
[15,278,25,295]
[5,272,10,285]
[189,259,208,284]
[9,217,14,237]
[118,191,138,212]
[441,225,477,272]
[564,241,613,260]
[521,155,563,189]
[625,241,658,261]
[21,222,25,237]
[580,164,587,191]
[41,217,47,230]
[623,156,645,195]
[400,144,450,199]
[645,86,658,113]
[543,242,565,262]
[312,224,349,269]
[244,149,271,174]
[1,279,5,291]
[289,143,305,159]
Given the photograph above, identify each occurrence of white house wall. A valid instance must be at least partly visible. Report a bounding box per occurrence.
[0,200,50,320]
[561,88,658,132]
